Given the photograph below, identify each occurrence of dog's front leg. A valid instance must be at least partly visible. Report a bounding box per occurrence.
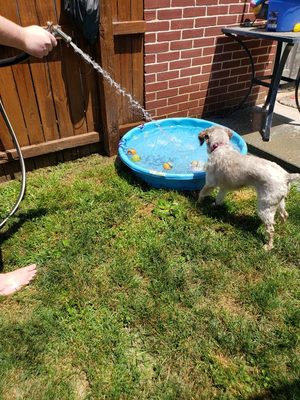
[214,188,228,206]
[197,184,214,203]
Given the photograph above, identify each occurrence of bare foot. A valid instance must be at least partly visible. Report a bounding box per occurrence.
[0,264,37,296]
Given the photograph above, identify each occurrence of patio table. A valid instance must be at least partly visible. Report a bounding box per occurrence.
[222,26,300,141]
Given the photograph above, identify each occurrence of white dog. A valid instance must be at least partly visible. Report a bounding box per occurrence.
[197,126,300,250]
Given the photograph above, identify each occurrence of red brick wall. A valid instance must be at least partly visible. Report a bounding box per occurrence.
[144,0,275,119]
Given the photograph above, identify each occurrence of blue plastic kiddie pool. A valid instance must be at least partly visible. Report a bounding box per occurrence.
[118,118,247,190]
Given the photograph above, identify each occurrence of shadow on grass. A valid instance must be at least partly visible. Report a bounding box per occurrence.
[248,378,300,400]
[190,194,262,238]
[0,208,48,272]
[114,156,154,193]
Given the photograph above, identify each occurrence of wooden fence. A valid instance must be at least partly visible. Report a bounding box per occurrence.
[0,0,145,180]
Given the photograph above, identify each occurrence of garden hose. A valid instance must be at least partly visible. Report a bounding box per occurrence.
[0,52,30,68]
[0,52,29,228]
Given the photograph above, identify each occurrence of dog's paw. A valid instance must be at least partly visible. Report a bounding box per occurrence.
[263,243,273,251]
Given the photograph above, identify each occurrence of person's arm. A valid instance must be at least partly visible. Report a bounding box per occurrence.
[0,16,57,58]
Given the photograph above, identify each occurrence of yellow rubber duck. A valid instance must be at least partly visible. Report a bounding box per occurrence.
[127,148,137,155]
[131,154,141,162]
[293,23,300,32]
[163,162,173,170]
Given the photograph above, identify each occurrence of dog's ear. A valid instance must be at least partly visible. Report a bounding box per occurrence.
[226,128,233,139]
[198,129,209,146]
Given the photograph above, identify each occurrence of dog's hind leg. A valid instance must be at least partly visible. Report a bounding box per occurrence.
[264,222,275,251]
[278,197,288,223]
[257,203,277,250]
[197,184,214,203]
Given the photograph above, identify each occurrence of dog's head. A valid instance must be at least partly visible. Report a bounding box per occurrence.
[198,127,233,153]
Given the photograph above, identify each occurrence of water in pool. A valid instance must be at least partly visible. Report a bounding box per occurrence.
[121,120,242,176]
[122,123,206,175]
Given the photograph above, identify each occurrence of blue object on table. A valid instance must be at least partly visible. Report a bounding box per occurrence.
[118,118,247,191]
[267,0,300,31]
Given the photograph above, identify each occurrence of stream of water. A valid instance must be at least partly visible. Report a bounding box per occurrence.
[70,42,153,122]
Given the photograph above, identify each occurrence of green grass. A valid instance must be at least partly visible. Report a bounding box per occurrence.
[0,154,299,400]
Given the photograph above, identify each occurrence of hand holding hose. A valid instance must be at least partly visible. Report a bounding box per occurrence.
[0,16,57,58]
[21,25,57,58]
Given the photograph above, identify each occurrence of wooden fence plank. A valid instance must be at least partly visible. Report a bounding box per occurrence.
[12,63,45,144]
[17,0,60,142]
[36,0,93,138]
[35,0,58,25]
[112,0,145,126]
[0,68,29,148]
[110,0,122,130]
[113,21,146,36]
[29,61,60,142]
[131,0,145,120]
[6,131,101,159]
[0,1,29,150]
[55,1,101,136]
[34,0,75,138]
[0,2,19,23]
[77,41,102,134]
[98,0,119,155]
[0,105,12,150]
[13,1,45,145]
[61,42,88,135]
[117,0,134,125]
[16,0,37,25]
[47,46,75,137]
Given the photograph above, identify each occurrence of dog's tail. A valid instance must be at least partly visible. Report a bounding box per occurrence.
[288,173,300,183]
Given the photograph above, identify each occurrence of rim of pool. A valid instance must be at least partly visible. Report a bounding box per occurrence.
[118,117,248,190]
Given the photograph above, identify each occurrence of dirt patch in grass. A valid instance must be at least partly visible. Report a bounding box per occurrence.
[136,203,155,218]
[217,292,259,321]
[213,351,236,369]
[70,370,91,400]
[0,299,36,324]
[218,294,244,316]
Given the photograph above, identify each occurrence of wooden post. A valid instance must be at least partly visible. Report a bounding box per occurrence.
[98,0,120,156]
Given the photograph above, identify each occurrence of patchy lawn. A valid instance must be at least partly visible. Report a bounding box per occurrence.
[0,154,299,399]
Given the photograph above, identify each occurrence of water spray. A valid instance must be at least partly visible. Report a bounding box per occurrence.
[47,22,153,122]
